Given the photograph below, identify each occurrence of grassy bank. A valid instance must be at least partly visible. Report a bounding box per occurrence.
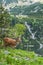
[0,48,43,65]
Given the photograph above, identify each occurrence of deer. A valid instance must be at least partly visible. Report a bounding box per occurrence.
[3,37,21,48]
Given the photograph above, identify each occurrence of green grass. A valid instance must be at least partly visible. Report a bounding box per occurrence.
[0,47,43,65]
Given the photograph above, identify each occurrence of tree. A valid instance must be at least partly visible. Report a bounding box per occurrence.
[8,23,26,38]
[0,4,12,44]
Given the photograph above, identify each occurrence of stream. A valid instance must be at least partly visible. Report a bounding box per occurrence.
[25,22,43,51]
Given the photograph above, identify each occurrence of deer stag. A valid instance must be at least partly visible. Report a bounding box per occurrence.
[3,37,21,48]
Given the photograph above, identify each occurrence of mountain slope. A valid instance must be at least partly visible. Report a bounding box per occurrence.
[0,0,43,16]
[10,2,43,16]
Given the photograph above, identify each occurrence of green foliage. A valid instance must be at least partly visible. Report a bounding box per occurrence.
[13,16,43,55]
[0,3,43,56]
[0,5,12,40]
[0,5,11,28]
[0,48,43,65]
[14,24,26,37]
[8,24,26,38]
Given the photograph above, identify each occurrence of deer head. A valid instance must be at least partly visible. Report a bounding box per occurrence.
[16,37,21,43]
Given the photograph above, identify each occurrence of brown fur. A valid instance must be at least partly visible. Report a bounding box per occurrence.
[3,37,21,47]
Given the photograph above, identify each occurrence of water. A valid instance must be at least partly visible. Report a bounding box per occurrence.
[25,22,43,50]
[36,40,43,50]
[25,22,36,40]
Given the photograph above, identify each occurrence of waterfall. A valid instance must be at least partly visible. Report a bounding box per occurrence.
[36,40,43,50]
[25,22,43,50]
[25,22,36,39]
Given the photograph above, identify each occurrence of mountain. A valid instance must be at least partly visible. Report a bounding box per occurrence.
[0,0,43,16]
[21,2,43,16]
[9,2,43,16]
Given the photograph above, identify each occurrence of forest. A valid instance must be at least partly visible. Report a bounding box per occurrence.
[0,3,43,65]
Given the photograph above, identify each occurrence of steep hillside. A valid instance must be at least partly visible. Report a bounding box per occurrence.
[0,48,43,65]
[0,0,43,16]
